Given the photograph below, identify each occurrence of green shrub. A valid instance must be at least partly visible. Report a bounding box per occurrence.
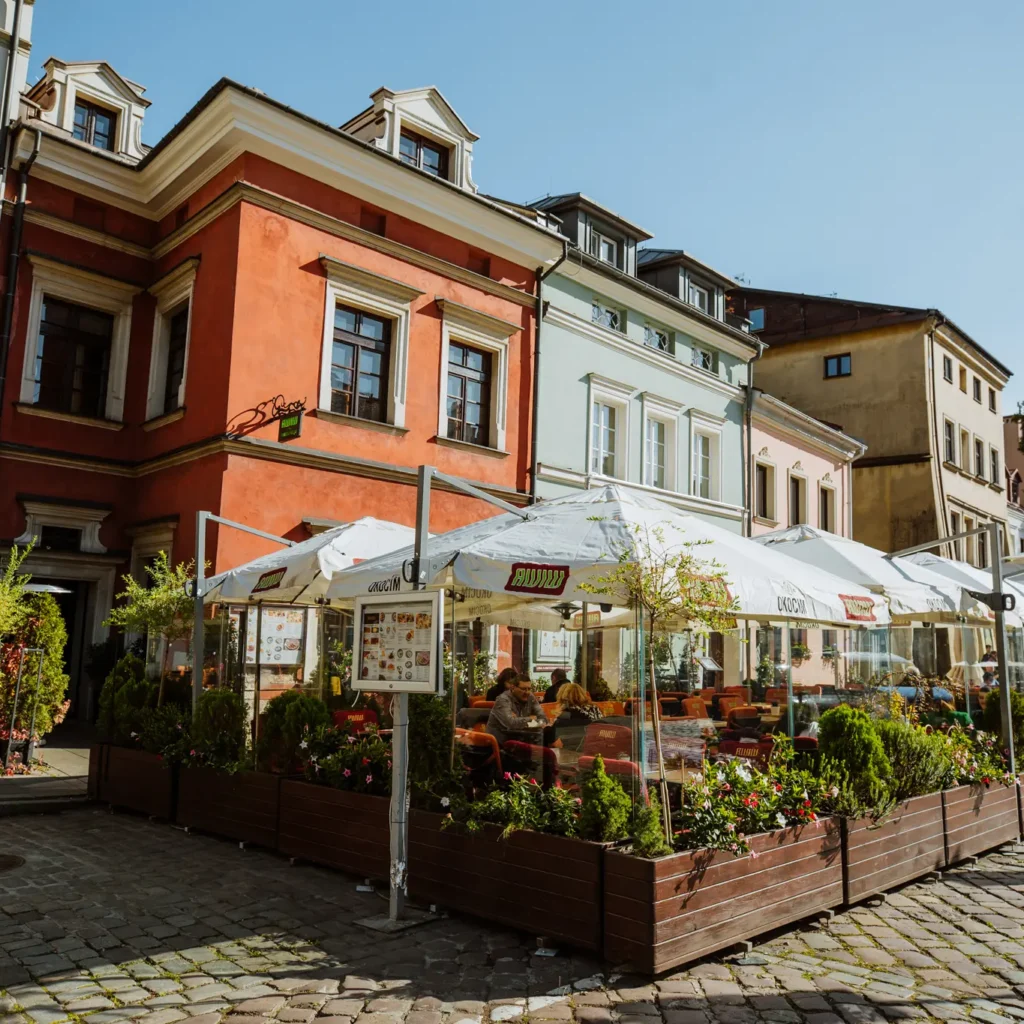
[443,774,579,838]
[818,704,893,819]
[97,654,145,741]
[112,676,156,746]
[873,718,951,803]
[191,688,246,767]
[630,794,670,858]
[579,754,631,842]
[408,693,462,805]
[981,689,1024,752]
[257,690,329,772]
[138,703,189,760]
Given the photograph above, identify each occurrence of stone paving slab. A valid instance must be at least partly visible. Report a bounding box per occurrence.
[2,810,1024,1024]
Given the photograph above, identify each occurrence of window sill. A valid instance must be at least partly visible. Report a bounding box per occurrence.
[989,482,1005,493]
[143,407,185,432]
[312,409,409,436]
[431,435,509,459]
[753,515,779,528]
[14,402,124,431]
[942,460,959,472]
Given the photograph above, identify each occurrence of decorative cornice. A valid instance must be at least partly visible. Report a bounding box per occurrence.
[25,252,144,298]
[547,305,743,403]
[13,403,125,431]
[318,253,425,303]
[21,208,151,258]
[752,392,866,462]
[149,257,200,300]
[435,297,520,338]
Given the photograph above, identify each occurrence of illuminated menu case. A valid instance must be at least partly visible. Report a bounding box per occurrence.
[351,590,444,694]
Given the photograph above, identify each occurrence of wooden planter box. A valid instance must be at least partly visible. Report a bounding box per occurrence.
[101,745,175,820]
[277,781,390,881]
[87,743,106,801]
[843,792,945,904]
[603,820,842,974]
[177,767,281,848]
[943,782,1020,864]
[407,811,605,951]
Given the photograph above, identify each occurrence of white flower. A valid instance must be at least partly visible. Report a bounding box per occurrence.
[130,732,138,739]
[440,796,450,808]
[735,765,752,782]
[299,739,308,750]
[776,812,787,828]
[802,790,809,801]
[829,785,839,799]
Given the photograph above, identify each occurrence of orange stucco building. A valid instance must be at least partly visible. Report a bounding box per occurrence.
[0,54,563,713]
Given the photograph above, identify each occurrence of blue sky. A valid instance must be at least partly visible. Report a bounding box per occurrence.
[38,1,1024,406]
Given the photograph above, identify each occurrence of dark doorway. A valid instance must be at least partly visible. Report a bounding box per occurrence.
[47,579,91,721]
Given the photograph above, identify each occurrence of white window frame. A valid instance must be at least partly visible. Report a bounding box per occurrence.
[435,298,516,452]
[146,258,199,421]
[990,446,1001,486]
[591,298,623,333]
[691,345,717,374]
[318,256,424,429]
[640,393,681,493]
[818,483,836,533]
[787,471,808,527]
[754,460,777,522]
[64,83,132,154]
[989,387,997,413]
[942,418,956,465]
[950,511,962,561]
[688,280,709,313]
[974,435,985,479]
[589,229,619,268]
[942,355,953,383]
[643,323,671,353]
[587,374,633,481]
[20,254,140,422]
[964,516,976,565]
[959,426,971,471]
[688,410,724,502]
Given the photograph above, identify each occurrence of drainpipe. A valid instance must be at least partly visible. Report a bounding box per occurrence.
[743,343,763,537]
[0,0,25,201]
[926,318,950,554]
[0,127,41,426]
[530,240,569,502]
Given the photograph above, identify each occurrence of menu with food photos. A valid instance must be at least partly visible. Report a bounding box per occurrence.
[245,606,305,666]
[352,591,443,693]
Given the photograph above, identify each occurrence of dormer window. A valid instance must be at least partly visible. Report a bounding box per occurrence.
[589,230,619,268]
[688,281,709,313]
[73,99,116,151]
[399,129,449,178]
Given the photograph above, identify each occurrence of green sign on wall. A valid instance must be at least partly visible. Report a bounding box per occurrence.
[278,411,303,442]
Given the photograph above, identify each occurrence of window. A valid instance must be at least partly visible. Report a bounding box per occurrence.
[39,525,82,553]
[32,296,114,418]
[950,512,961,560]
[398,129,448,178]
[162,307,189,415]
[960,428,971,469]
[591,300,621,332]
[789,475,807,526]
[978,529,989,570]
[975,438,985,478]
[965,516,976,564]
[644,419,666,489]
[749,307,765,332]
[991,448,1001,486]
[942,355,953,382]
[973,377,982,403]
[592,402,617,476]
[446,342,491,447]
[688,281,709,313]
[691,346,716,373]
[943,419,956,464]
[643,325,670,352]
[329,304,391,422]
[588,230,619,267]
[824,354,851,378]
[959,366,967,392]
[819,486,836,533]
[72,99,116,151]
[989,387,997,413]
[755,463,775,521]
[692,433,712,498]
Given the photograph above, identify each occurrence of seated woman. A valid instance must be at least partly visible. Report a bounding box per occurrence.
[556,683,605,724]
[485,666,520,702]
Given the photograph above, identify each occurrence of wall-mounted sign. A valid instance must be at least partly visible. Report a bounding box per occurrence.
[352,590,443,693]
[278,410,303,442]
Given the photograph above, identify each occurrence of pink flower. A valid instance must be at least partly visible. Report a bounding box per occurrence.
[189,749,196,756]
[504,772,512,780]
[366,774,373,784]
[575,798,582,806]
[529,778,537,785]
[343,768,351,777]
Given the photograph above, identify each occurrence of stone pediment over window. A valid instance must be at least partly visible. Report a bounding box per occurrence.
[15,497,113,554]
[25,58,150,162]
[341,86,479,192]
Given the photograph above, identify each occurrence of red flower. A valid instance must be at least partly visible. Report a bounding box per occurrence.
[803,800,812,808]
[362,757,370,765]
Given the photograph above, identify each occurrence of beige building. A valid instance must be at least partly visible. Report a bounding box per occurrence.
[730,291,1012,563]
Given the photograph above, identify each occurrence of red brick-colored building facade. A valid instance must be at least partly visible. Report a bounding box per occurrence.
[0,57,562,712]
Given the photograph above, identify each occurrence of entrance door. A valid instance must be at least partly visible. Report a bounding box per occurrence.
[48,580,90,720]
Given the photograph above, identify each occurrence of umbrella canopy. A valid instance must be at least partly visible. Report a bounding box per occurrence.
[901,551,1024,629]
[755,525,989,623]
[326,485,891,626]
[203,518,417,605]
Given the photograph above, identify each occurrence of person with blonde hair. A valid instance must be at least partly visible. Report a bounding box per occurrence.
[557,683,604,723]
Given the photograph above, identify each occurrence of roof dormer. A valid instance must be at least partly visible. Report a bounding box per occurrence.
[637,248,738,325]
[341,86,479,192]
[25,58,150,162]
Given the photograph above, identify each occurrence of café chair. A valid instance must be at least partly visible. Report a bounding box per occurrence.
[595,700,626,717]
[455,728,502,782]
[455,707,491,732]
[469,698,495,709]
[722,685,752,704]
[717,696,742,719]
[793,735,819,753]
[501,740,558,787]
[582,723,633,760]
[577,754,641,781]
[541,703,562,722]
[682,697,708,718]
[332,708,378,733]
[764,687,788,705]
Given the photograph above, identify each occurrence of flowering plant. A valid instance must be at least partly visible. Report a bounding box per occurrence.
[305,726,391,796]
[443,772,580,838]
[941,725,1014,788]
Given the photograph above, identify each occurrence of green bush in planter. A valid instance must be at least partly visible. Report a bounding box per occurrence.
[408,692,464,805]
[818,704,893,819]
[630,793,671,858]
[981,689,1024,754]
[112,676,157,746]
[579,754,631,842]
[191,688,246,767]
[872,718,951,803]
[97,654,145,741]
[138,703,190,761]
[257,690,329,772]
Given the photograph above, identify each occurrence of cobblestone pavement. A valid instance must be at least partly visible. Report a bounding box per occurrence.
[4,811,1024,1024]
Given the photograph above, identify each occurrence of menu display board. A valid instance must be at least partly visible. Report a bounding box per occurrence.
[244,606,305,666]
[352,591,443,693]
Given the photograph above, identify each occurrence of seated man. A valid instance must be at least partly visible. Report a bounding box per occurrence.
[542,668,568,704]
[487,674,547,746]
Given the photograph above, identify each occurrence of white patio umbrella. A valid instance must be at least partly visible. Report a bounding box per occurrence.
[203,517,417,605]
[755,524,990,623]
[326,485,891,627]
[902,551,1024,629]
